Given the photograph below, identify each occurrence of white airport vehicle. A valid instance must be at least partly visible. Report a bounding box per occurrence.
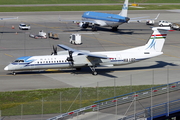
[159,20,172,26]
[29,30,47,39]
[70,34,82,45]
[4,27,171,75]
[19,23,31,30]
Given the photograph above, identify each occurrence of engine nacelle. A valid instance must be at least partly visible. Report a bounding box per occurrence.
[78,22,88,28]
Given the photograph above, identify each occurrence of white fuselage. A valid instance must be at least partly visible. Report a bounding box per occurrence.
[4,48,162,72]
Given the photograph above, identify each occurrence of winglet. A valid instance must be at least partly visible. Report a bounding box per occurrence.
[119,0,128,17]
[154,13,160,20]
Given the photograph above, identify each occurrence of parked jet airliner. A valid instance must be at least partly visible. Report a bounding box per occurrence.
[59,0,155,31]
[60,0,130,31]
[4,27,171,75]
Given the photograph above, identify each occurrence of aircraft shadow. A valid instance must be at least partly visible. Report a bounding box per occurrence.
[9,61,178,78]
[65,61,178,78]
[63,27,151,35]
[96,61,178,77]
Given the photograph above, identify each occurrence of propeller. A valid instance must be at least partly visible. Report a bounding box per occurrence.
[51,45,57,55]
[66,50,74,66]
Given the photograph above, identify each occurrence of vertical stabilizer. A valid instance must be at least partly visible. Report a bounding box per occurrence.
[119,0,128,17]
[145,27,171,52]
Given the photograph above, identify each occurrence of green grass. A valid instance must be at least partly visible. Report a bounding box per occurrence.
[0,0,180,5]
[0,5,180,12]
[0,85,159,116]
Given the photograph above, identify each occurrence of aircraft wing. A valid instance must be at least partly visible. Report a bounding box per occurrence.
[58,44,78,52]
[57,44,108,59]
[129,16,150,22]
[59,16,98,24]
[129,13,160,22]
[0,17,18,20]
[60,19,97,25]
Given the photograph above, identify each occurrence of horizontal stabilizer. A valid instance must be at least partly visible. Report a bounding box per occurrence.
[152,27,171,31]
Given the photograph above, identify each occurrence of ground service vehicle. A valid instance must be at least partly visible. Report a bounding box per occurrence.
[48,32,59,39]
[146,13,160,25]
[146,20,155,25]
[70,34,82,45]
[29,30,47,39]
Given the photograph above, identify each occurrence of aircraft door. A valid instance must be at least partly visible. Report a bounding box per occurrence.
[116,54,121,64]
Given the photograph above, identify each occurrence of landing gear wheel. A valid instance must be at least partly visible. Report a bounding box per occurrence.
[112,26,118,31]
[12,72,16,75]
[92,26,97,31]
[92,71,98,76]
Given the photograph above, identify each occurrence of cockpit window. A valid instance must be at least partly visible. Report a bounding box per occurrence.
[14,60,24,63]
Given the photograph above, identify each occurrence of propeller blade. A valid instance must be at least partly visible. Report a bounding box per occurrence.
[51,45,57,55]
[66,50,74,66]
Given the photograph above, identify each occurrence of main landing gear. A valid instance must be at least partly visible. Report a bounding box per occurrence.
[112,26,118,31]
[92,25,97,31]
[89,66,98,75]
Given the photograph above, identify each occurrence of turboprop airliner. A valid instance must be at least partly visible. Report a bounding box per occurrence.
[4,27,171,75]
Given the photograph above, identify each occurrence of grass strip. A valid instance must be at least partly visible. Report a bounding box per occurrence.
[0,0,180,5]
[0,85,159,116]
[0,5,180,12]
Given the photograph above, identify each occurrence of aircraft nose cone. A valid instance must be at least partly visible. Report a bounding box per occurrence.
[4,66,8,71]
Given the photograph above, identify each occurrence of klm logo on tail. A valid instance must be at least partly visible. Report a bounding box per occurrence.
[123,4,128,10]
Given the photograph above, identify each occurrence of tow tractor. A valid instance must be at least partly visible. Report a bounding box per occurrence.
[29,30,47,39]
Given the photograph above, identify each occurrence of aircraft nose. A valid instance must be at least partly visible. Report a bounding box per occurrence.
[4,66,8,71]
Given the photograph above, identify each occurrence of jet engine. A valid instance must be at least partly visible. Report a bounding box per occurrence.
[78,22,88,28]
